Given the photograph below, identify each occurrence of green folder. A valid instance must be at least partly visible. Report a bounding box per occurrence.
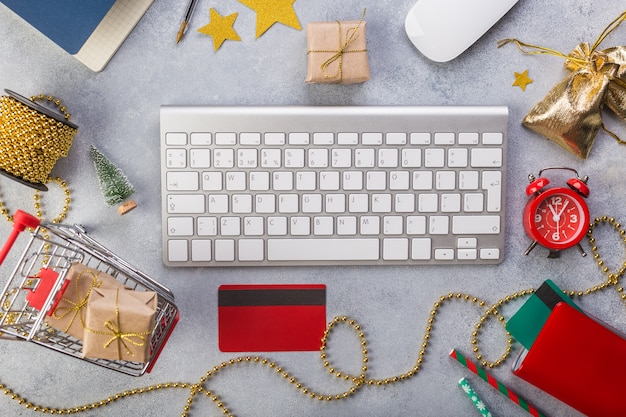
[506,279,583,350]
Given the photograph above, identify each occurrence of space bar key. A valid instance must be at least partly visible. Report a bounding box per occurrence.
[267,238,380,261]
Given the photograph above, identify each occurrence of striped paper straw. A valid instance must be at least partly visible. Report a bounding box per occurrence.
[459,377,494,417]
[450,349,548,417]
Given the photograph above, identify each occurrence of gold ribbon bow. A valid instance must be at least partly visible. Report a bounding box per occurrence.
[87,289,151,360]
[52,269,102,333]
[308,9,367,82]
[499,10,626,159]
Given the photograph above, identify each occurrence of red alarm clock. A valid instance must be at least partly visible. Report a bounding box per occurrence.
[523,167,590,258]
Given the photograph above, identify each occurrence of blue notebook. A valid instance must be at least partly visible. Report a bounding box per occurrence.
[0,0,154,72]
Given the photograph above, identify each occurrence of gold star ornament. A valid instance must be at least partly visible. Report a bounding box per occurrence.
[237,0,301,38]
[513,69,533,91]
[198,8,241,51]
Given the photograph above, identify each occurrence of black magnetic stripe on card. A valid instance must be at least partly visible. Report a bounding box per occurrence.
[218,288,326,307]
[535,282,563,310]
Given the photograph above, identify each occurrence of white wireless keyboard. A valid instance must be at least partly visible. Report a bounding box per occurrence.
[160,106,508,267]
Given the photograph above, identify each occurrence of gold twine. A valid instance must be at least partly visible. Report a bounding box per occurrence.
[83,289,152,360]
[307,9,368,82]
[52,269,102,334]
[0,93,77,186]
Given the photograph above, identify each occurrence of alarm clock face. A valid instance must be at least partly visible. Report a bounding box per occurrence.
[524,187,590,250]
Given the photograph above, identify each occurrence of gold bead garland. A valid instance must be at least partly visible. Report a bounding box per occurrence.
[0,176,71,251]
[0,92,77,187]
[0,216,624,416]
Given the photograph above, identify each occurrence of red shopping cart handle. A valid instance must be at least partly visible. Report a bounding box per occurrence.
[0,210,40,265]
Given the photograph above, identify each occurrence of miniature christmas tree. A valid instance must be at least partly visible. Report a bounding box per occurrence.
[89,145,137,215]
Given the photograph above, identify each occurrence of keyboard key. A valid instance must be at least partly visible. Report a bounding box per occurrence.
[273,172,293,190]
[215,239,235,261]
[434,132,455,145]
[410,132,431,145]
[424,149,445,167]
[452,215,500,234]
[214,149,234,168]
[482,171,502,212]
[366,171,386,190]
[190,149,211,168]
[215,132,236,145]
[244,217,264,235]
[167,172,199,191]
[202,172,222,191]
[190,132,212,145]
[471,148,502,167]
[480,248,500,259]
[207,194,228,213]
[378,149,398,167]
[401,149,421,168]
[167,217,193,236]
[191,240,212,261]
[411,238,431,259]
[458,132,478,145]
[337,216,357,235]
[313,132,334,145]
[166,149,186,168]
[386,132,407,145]
[362,132,383,145]
[320,171,340,190]
[337,132,358,145]
[238,239,264,261]
[289,132,309,145]
[355,149,375,167]
[265,133,286,145]
[383,238,409,260]
[168,240,188,262]
[285,149,305,167]
[435,248,454,260]
[413,171,433,190]
[237,149,258,168]
[267,238,380,261]
[332,149,352,168]
[167,195,204,214]
[261,149,281,168]
[268,216,288,235]
[240,132,261,145]
[197,217,218,235]
[482,132,503,145]
[458,248,477,260]
[166,132,187,145]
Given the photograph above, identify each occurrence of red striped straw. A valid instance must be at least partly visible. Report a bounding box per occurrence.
[450,349,548,417]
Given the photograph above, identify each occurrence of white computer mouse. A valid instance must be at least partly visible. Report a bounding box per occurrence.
[405,0,519,62]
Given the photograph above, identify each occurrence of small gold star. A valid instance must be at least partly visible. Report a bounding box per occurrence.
[512,69,533,91]
[237,0,301,38]
[198,8,241,51]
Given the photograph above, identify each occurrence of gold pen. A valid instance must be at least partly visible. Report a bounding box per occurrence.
[176,0,199,44]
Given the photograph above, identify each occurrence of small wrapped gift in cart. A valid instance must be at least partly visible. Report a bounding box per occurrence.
[0,210,179,376]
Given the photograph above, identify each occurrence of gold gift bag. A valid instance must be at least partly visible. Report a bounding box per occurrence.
[500,11,626,159]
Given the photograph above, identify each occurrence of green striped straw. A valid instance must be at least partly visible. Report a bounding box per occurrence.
[450,349,548,417]
[459,377,494,417]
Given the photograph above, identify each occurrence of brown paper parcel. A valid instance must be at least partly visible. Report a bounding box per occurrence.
[306,20,370,84]
[82,288,157,363]
[45,263,124,340]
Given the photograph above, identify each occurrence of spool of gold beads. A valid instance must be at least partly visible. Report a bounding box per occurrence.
[0,89,78,191]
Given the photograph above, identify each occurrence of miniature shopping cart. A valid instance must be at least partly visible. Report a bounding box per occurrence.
[0,210,179,376]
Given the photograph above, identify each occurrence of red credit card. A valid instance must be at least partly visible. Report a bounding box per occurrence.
[218,284,326,352]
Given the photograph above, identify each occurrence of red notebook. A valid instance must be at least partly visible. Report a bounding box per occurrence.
[218,284,326,352]
[512,302,626,417]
